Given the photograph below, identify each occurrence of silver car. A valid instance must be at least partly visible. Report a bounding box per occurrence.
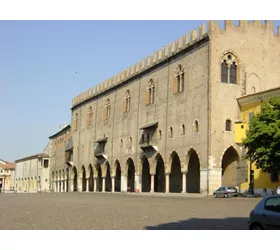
[249,195,280,230]
[213,186,238,198]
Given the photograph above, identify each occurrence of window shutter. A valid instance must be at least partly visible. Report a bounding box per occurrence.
[145,90,149,105]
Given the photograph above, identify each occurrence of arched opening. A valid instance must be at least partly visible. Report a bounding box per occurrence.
[186,149,200,193]
[154,154,165,193]
[72,167,78,192]
[89,164,94,192]
[221,146,239,187]
[115,161,121,192]
[127,158,135,192]
[105,163,112,192]
[170,152,182,193]
[81,166,86,192]
[141,156,150,192]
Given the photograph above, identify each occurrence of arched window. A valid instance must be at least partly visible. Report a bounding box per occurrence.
[173,64,185,94]
[145,79,155,105]
[75,113,79,131]
[225,119,232,131]
[123,90,131,113]
[104,99,111,120]
[182,124,186,135]
[221,53,238,84]
[88,106,93,126]
[251,86,256,93]
[129,137,132,148]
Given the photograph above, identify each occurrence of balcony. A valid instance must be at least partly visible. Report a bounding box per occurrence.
[139,139,158,152]
[94,146,105,157]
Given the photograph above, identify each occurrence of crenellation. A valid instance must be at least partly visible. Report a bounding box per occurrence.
[170,41,176,54]
[207,20,219,35]
[224,20,234,30]
[184,33,189,45]
[190,30,197,42]
[92,87,96,95]
[198,24,205,38]
[147,56,151,67]
[153,52,157,64]
[164,45,169,57]
[265,20,274,33]
[178,36,183,50]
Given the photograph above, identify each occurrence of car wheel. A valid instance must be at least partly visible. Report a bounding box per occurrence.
[250,223,263,230]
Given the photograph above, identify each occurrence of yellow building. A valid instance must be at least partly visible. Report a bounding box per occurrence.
[235,87,280,196]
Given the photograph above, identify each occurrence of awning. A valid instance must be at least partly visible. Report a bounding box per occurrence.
[139,122,158,130]
[94,137,108,143]
[65,138,73,151]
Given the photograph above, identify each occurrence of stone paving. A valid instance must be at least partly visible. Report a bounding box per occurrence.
[0,192,262,230]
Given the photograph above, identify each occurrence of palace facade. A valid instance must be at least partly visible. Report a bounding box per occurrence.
[50,20,280,195]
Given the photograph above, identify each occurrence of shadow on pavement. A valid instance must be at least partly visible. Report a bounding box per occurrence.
[144,217,249,230]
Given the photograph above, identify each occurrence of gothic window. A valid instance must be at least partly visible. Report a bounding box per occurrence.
[123,90,131,113]
[225,119,232,131]
[145,79,155,105]
[88,106,93,126]
[173,64,185,94]
[221,53,238,84]
[104,99,111,120]
[75,113,79,131]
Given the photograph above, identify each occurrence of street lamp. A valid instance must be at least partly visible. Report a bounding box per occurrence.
[248,155,254,195]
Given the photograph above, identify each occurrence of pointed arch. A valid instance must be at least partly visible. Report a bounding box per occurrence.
[169,151,182,193]
[141,155,150,192]
[221,146,240,187]
[153,153,165,193]
[114,160,121,192]
[126,158,135,192]
[186,148,200,193]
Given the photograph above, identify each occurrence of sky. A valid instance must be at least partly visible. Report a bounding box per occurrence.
[1,20,280,161]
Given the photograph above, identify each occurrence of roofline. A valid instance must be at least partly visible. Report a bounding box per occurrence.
[237,86,280,106]
[15,153,49,163]
[49,125,71,139]
[71,35,210,111]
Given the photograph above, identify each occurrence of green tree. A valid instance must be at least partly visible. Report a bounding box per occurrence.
[243,97,280,176]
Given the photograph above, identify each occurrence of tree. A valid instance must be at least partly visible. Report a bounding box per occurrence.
[243,97,280,176]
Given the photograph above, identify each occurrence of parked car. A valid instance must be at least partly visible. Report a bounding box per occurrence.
[276,186,280,195]
[213,186,238,198]
[249,195,280,230]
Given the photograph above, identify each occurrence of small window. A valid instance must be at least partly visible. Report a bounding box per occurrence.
[158,129,162,140]
[265,198,280,213]
[241,125,244,129]
[45,179,48,182]
[120,139,123,147]
[129,137,132,148]
[225,119,232,131]
[194,120,199,133]
[182,124,185,135]
[169,127,173,138]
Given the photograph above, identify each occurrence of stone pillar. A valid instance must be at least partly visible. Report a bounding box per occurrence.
[70,179,74,192]
[121,175,127,192]
[86,178,89,192]
[93,177,97,192]
[64,179,67,192]
[78,178,82,192]
[165,174,170,193]
[150,174,155,193]
[182,172,187,193]
[112,177,115,192]
[102,177,106,192]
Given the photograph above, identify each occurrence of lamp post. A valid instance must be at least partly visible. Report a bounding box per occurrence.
[248,155,254,195]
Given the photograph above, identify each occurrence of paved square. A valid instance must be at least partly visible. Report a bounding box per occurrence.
[0,193,261,230]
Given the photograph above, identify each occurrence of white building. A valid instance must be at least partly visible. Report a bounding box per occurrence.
[15,153,50,193]
[0,159,16,192]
